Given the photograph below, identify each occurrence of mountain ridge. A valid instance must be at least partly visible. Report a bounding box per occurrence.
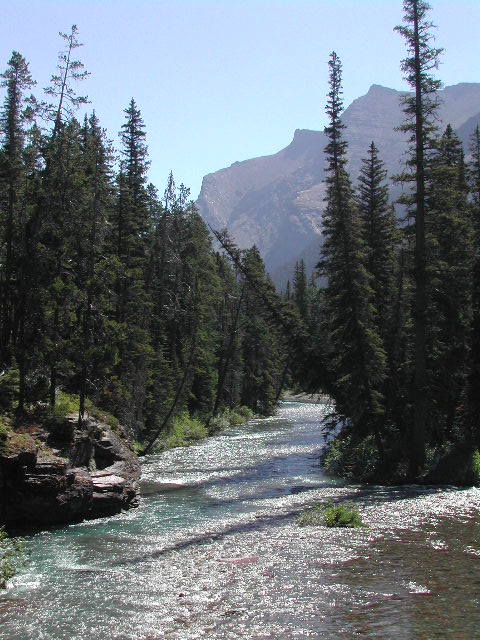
[196,82,480,288]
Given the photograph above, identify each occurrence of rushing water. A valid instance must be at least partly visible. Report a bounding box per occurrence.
[1,402,480,639]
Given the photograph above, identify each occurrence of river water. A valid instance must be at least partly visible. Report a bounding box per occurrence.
[1,402,480,639]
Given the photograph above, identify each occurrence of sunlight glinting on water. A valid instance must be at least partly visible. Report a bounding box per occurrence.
[1,401,480,639]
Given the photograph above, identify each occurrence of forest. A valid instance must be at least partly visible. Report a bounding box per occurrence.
[0,0,479,483]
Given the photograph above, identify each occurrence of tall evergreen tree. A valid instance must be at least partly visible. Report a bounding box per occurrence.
[426,125,472,441]
[318,52,386,455]
[395,0,443,472]
[106,99,152,433]
[468,126,480,446]
[0,52,36,373]
[356,142,399,341]
[293,259,309,321]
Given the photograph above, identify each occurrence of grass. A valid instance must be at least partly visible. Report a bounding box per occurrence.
[0,418,12,454]
[297,501,366,528]
[154,411,208,451]
[0,527,28,589]
[151,406,254,452]
[210,406,254,432]
[472,450,480,484]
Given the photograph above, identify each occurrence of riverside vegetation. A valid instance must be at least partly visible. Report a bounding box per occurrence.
[1,0,480,584]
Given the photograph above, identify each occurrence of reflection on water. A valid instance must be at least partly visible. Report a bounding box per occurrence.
[1,402,479,639]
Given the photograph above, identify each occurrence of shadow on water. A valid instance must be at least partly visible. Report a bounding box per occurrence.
[115,483,458,567]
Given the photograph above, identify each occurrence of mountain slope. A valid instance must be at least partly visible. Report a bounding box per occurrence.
[196,83,480,287]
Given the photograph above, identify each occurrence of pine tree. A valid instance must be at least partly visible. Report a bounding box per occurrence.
[75,112,114,421]
[0,52,36,373]
[318,52,386,456]
[425,125,472,442]
[468,126,480,446]
[293,259,309,321]
[395,0,443,472]
[356,142,399,341]
[106,99,152,433]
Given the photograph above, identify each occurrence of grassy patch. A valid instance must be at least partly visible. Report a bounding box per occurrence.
[0,418,12,455]
[297,502,365,528]
[210,406,254,432]
[84,400,120,431]
[44,391,79,425]
[0,527,28,589]
[154,411,208,451]
[472,450,480,484]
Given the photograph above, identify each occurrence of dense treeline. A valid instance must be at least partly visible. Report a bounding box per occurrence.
[2,1,479,483]
[287,0,480,481]
[0,27,287,448]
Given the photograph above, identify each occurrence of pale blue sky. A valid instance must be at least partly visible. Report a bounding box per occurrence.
[2,1,479,198]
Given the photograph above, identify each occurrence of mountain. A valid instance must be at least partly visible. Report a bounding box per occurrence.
[196,83,480,288]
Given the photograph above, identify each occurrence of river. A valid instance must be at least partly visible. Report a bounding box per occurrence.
[1,402,480,639]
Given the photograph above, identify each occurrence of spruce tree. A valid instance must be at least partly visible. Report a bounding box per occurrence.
[468,126,480,446]
[356,142,399,341]
[318,52,386,456]
[0,52,36,373]
[293,259,309,321]
[395,0,443,472]
[106,99,152,433]
[426,125,472,441]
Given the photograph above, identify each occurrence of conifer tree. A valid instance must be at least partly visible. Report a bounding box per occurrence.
[468,126,480,446]
[426,125,472,441]
[356,142,399,341]
[293,259,309,321]
[75,113,114,421]
[318,52,386,456]
[395,0,443,472]
[107,99,152,433]
[0,52,36,373]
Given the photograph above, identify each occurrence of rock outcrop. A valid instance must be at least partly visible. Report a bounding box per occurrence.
[0,416,140,528]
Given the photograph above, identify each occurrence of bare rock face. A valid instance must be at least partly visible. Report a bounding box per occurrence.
[196,82,480,288]
[0,418,140,529]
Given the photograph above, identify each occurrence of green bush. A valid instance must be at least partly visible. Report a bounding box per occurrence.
[323,502,365,528]
[297,502,365,528]
[0,420,12,455]
[237,405,254,420]
[0,362,20,411]
[154,412,208,451]
[210,406,254,432]
[0,527,27,589]
[46,391,79,425]
[472,450,480,484]
[84,400,120,431]
[323,432,380,481]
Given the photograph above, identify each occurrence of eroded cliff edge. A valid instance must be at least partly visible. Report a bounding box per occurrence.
[0,415,140,528]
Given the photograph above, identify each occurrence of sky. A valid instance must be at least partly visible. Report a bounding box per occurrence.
[2,0,479,199]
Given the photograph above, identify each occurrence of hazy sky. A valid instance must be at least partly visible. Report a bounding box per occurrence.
[2,0,479,198]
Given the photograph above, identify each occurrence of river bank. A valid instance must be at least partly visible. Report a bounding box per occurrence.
[0,398,140,530]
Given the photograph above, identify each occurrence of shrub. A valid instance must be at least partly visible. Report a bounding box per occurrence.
[323,502,364,528]
[322,431,380,481]
[84,400,120,431]
[296,504,324,527]
[237,405,254,420]
[0,362,20,411]
[0,420,12,455]
[0,527,27,589]
[154,412,208,451]
[472,450,480,484]
[297,501,365,528]
[45,391,79,425]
